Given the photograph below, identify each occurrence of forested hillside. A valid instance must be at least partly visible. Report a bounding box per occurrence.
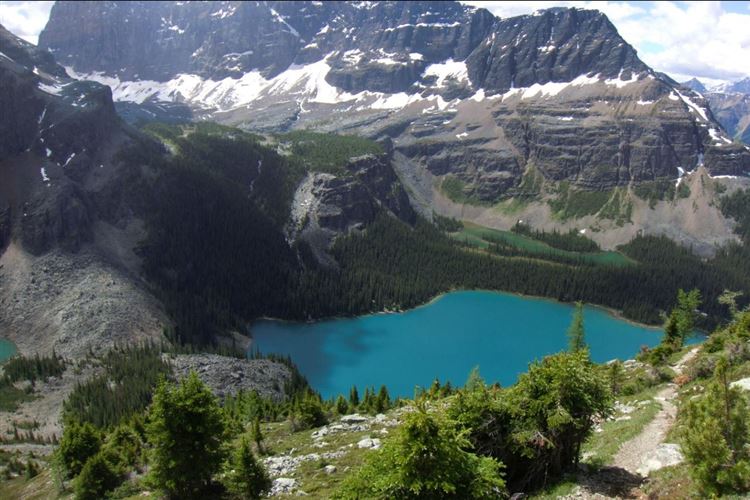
[117,123,750,346]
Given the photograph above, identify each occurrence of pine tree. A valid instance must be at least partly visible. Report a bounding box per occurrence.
[335,395,349,415]
[251,417,264,455]
[682,357,750,495]
[146,372,227,499]
[567,302,587,352]
[57,419,101,478]
[348,386,359,408]
[375,385,390,413]
[223,435,271,500]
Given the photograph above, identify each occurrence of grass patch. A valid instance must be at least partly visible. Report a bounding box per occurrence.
[450,222,632,266]
[642,463,700,499]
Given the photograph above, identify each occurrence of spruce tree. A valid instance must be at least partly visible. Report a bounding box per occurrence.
[567,302,587,352]
[682,357,750,495]
[348,386,359,408]
[251,417,264,455]
[146,372,227,499]
[223,435,271,500]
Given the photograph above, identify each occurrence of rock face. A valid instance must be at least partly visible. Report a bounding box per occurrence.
[40,1,750,201]
[0,25,170,356]
[290,153,416,264]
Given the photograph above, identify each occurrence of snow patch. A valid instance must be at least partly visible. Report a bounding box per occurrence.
[63,152,76,167]
[504,73,601,100]
[708,128,732,145]
[40,167,49,182]
[674,89,708,121]
[38,82,64,96]
[605,70,639,88]
[269,8,300,37]
[423,60,468,87]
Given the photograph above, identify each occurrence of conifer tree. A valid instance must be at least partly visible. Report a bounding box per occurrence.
[682,357,750,495]
[348,386,359,408]
[567,302,587,352]
[251,417,264,455]
[146,372,227,499]
[335,395,349,415]
[223,435,271,500]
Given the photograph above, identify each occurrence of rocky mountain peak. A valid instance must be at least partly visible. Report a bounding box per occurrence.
[467,7,648,94]
[681,77,707,94]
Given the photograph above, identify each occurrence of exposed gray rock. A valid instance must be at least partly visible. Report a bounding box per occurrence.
[357,437,382,450]
[636,443,684,476]
[167,354,291,401]
[730,377,750,391]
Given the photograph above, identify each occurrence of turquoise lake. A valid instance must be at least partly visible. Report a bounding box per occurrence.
[0,339,17,363]
[251,291,691,399]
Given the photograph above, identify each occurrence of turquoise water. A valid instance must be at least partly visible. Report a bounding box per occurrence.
[0,339,17,363]
[251,291,691,399]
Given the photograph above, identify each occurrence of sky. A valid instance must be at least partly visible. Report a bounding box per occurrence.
[0,1,748,84]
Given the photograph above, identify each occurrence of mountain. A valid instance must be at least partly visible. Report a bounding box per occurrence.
[0,22,418,353]
[681,77,707,93]
[0,24,170,356]
[689,77,750,146]
[39,1,750,255]
[4,2,750,354]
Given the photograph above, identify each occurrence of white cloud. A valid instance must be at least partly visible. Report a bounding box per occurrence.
[0,1,54,45]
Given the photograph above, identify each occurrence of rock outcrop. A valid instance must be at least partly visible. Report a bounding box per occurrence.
[290,153,416,264]
[167,354,292,401]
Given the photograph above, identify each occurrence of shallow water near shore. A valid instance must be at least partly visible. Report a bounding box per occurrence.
[0,339,17,363]
[251,291,698,398]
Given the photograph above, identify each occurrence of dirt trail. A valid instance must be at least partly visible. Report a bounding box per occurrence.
[612,347,699,475]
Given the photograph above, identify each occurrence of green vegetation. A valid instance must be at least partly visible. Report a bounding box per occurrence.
[432,213,463,232]
[567,302,587,352]
[63,345,171,428]
[275,130,384,176]
[548,182,611,219]
[640,289,701,365]
[512,221,600,252]
[721,187,750,241]
[2,353,65,383]
[147,372,227,499]
[0,382,34,412]
[58,420,102,478]
[450,221,630,267]
[446,350,611,491]
[682,357,750,496]
[338,403,506,499]
[441,175,485,205]
[634,179,677,208]
[223,435,271,499]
